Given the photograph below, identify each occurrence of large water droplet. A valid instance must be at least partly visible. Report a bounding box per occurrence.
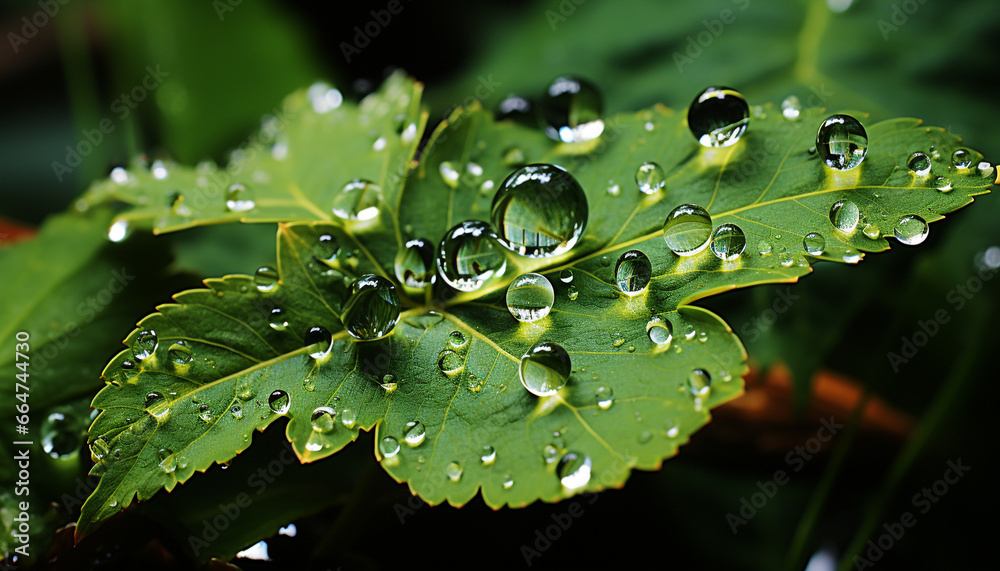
[646,316,673,346]
[305,326,333,360]
[340,408,357,429]
[133,330,158,361]
[816,114,868,170]
[168,340,192,365]
[394,238,436,291]
[380,436,400,458]
[268,390,290,414]
[342,274,400,340]
[438,350,464,375]
[491,164,588,258]
[226,183,256,212]
[332,179,381,221]
[519,340,571,396]
[436,220,507,292]
[404,421,426,447]
[41,412,82,459]
[829,200,860,234]
[687,369,712,398]
[907,152,931,176]
[663,204,712,256]
[710,224,746,261]
[803,232,826,256]
[541,76,604,143]
[952,149,973,169]
[557,451,592,490]
[446,461,464,482]
[311,407,337,433]
[90,438,110,461]
[506,273,555,322]
[635,162,666,194]
[615,250,652,295]
[687,87,750,147]
[254,266,279,292]
[893,215,929,245]
[781,95,801,120]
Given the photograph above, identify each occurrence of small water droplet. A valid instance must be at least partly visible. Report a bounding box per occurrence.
[236,377,255,401]
[542,76,605,143]
[254,266,279,292]
[481,445,496,465]
[342,274,400,340]
[596,386,614,410]
[862,223,881,240]
[110,166,131,185]
[437,220,508,292]
[308,82,343,113]
[107,218,130,243]
[816,114,868,170]
[519,341,571,396]
[268,390,290,414]
[557,451,592,490]
[952,149,972,169]
[615,250,652,295]
[687,368,712,398]
[133,330,158,361]
[606,181,621,196]
[230,403,244,420]
[157,448,176,473]
[305,326,334,360]
[340,408,357,429]
[91,438,110,461]
[758,241,772,256]
[438,350,464,376]
[688,87,749,147]
[559,269,574,284]
[710,223,746,261]
[492,164,589,258]
[503,476,514,489]
[394,238,436,291]
[404,421,426,447]
[894,215,929,245]
[167,340,192,366]
[646,316,673,346]
[635,162,666,194]
[779,252,794,267]
[332,179,381,221]
[310,407,336,433]
[663,204,713,256]
[567,285,579,301]
[225,183,256,212]
[446,461,464,482]
[803,232,826,256]
[380,436,400,458]
[439,161,460,188]
[781,95,801,120]
[448,330,467,347]
[829,200,860,234]
[372,136,387,151]
[502,147,526,167]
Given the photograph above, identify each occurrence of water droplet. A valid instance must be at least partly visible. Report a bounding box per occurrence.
[446,461,464,482]
[340,408,357,429]
[803,232,826,256]
[40,412,81,459]
[952,149,972,169]
[829,200,860,233]
[646,316,673,346]
[635,162,666,194]
[236,378,255,401]
[567,285,579,301]
[223,182,255,212]
[541,76,605,143]
[683,324,697,340]
[438,350,464,375]
[497,94,533,122]
[310,407,336,433]
[254,266,279,292]
[168,340,192,365]
[448,330,467,347]
[638,431,653,444]
[779,252,794,267]
[308,82,343,113]
[372,137,387,152]
[596,386,614,410]
[688,87,750,147]
[502,147,526,167]
[91,438,110,461]
[342,274,400,340]
[403,421,426,447]
[132,330,158,361]
[519,340,571,397]
[557,451,592,490]
[439,161,460,188]
[907,151,931,176]
[687,368,712,398]
[481,445,496,465]
[666,421,680,438]
[297,331,331,366]
[110,166,131,185]
[107,218,130,242]
[758,241,772,256]
[816,114,868,170]
[935,177,953,192]
[781,95,801,120]
[615,250,652,295]
[506,273,555,322]
[543,445,560,464]
[559,269,574,284]
[710,224,746,261]
[230,403,244,419]
[198,404,213,422]
[606,181,621,196]
[843,250,861,263]
[436,220,507,291]
[380,436,400,458]
[269,307,289,331]
[893,215,929,245]
[393,238,436,291]
[268,390,290,414]
[332,179,381,221]
[503,476,514,489]
[862,223,881,240]
[157,448,176,473]
[491,164,588,258]
[663,204,712,256]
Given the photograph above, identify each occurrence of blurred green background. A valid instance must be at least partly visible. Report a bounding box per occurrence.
[1,0,998,569]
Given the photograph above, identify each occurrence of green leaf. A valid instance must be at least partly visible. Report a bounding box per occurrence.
[79,71,427,235]
[79,76,993,539]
